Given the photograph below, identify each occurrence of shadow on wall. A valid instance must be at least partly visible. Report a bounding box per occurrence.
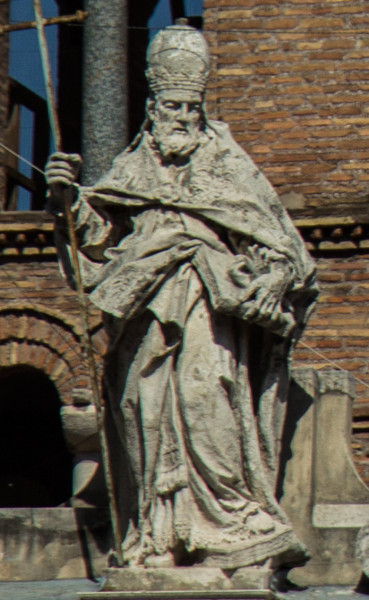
[0,365,73,507]
[276,377,313,501]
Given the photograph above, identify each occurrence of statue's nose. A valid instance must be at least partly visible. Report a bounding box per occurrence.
[178,104,189,119]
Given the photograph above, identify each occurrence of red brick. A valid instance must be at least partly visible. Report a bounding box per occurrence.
[347,339,369,347]
[316,339,342,348]
[347,273,369,281]
[319,306,352,314]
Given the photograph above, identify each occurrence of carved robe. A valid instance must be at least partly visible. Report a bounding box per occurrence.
[54,120,317,568]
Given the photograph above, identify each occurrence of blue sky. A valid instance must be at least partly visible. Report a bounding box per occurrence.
[9,0,58,208]
[149,0,203,33]
[9,0,203,97]
[9,0,58,96]
[8,0,202,208]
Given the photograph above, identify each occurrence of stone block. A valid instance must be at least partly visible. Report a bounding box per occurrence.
[281,368,369,586]
[79,592,272,600]
[0,507,111,581]
[77,566,273,599]
[101,566,272,593]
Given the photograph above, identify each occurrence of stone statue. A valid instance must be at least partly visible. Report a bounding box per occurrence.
[46,24,317,572]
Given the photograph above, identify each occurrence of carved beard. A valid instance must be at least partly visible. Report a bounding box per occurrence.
[151,123,201,159]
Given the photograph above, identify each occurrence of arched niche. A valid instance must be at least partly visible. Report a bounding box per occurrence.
[0,365,73,507]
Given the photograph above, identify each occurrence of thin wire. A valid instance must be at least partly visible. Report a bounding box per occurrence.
[5,339,369,490]
[131,26,369,34]
[298,340,369,393]
[1,146,369,396]
[0,139,100,367]
[3,4,369,498]
[2,140,369,388]
[2,114,369,397]
[0,141,45,175]
[33,0,124,564]
[2,183,369,489]
[4,19,369,36]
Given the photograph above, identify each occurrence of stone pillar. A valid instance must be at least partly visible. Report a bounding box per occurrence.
[60,389,107,507]
[81,0,128,185]
[281,368,369,587]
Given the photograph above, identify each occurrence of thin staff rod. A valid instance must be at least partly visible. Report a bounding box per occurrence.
[0,10,88,34]
[33,0,61,151]
[33,0,123,566]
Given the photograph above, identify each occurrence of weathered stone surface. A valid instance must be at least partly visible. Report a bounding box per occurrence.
[281,368,369,586]
[229,566,272,591]
[79,591,271,600]
[0,508,111,581]
[61,405,100,453]
[100,565,272,592]
[103,567,234,591]
[356,523,369,578]
[46,21,316,586]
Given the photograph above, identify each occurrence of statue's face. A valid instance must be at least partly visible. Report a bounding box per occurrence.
[148,91,203,159]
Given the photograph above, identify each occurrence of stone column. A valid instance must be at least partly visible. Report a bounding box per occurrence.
[81,0,128,185]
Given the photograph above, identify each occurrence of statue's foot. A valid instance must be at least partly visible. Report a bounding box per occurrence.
[143,552,175,567]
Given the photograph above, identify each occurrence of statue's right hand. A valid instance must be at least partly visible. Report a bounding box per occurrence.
[45,152,82,208]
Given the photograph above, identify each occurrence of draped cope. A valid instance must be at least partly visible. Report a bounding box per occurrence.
[54,120,317,568]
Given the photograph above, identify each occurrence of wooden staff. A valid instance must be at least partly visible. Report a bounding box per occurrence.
[33,0,123,566]
[0,11,88,35]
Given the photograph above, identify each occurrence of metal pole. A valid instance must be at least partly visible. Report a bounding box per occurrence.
[33,0,123,566]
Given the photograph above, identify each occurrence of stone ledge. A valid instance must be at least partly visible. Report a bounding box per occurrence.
[78,591,273,600]
[100,566,272,594]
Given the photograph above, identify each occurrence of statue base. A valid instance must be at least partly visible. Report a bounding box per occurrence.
[78,566,273,600]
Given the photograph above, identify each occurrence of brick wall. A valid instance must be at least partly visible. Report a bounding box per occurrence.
[203,0,369,219]
[1,2,369,491]
[203,0,369,484]
[293,248,369,484]
[0,3,9,203]
[0,213,105,406]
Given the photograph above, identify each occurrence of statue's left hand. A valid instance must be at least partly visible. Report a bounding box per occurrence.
[239,267,291,328]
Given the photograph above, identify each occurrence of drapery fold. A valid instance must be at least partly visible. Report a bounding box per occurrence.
[53,119,317,568]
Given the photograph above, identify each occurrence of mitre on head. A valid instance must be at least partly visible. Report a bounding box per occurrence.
[146,21,210,94]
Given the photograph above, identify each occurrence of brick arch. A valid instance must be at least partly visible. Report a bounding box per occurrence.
[0,307,91,403]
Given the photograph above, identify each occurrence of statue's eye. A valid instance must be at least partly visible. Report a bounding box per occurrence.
[163,101,180,110]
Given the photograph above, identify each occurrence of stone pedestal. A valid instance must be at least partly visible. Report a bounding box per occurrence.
[281,368,369,586]
[78,566,273,600]
[78,592,273,600]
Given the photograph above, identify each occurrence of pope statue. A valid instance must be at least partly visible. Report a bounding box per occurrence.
[46,24,317,570]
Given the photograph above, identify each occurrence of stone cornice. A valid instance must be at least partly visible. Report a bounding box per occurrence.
[294,217,369,253]
[1,211,369,256]
[0,211,55,257]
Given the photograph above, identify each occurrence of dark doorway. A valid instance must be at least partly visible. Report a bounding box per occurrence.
[0,365,73,507]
